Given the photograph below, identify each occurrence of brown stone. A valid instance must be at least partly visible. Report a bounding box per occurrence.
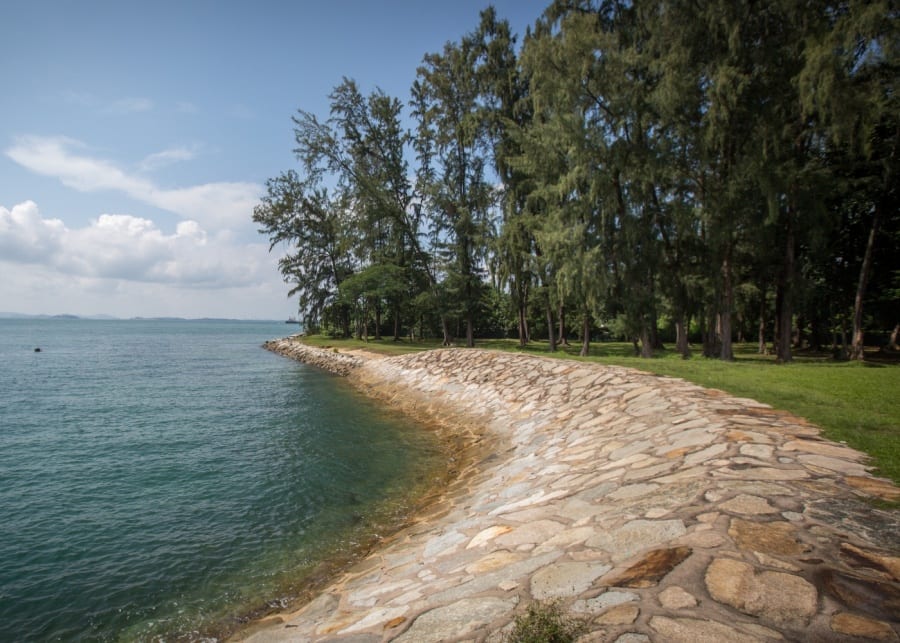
[718,494,779,515]
[841,543,900,582]
[830,612,898,641]
[728,518,810,556]
[819,568,900,622]
[648,615,761,643]
[384,616,407,629]
[595,604,640,625]
[704,558,818,627]
[603,547,693,588]
[845,476,900,502]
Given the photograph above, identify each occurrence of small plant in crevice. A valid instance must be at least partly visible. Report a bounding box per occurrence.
[505,600,589,643]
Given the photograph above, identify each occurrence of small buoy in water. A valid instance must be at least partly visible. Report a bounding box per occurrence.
[34,347,41,352]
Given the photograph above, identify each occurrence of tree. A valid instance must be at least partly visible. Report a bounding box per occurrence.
[253,171,354,334]
[413,26,497,347]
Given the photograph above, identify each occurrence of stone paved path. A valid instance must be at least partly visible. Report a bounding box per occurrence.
[241,341,900,642]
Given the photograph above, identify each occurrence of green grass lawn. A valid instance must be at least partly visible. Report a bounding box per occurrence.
[296,334,900,485]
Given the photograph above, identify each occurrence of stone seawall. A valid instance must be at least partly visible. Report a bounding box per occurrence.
[254,338,900,642]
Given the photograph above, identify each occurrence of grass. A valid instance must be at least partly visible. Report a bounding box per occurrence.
[294,334,900,485]
[505,600,588,643]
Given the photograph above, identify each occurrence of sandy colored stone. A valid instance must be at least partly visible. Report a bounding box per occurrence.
[572,590,639,614]
[830,612,898,641]
[739,443,774,459]
[595,604,640,625]
[394,596,516,643]
[586,519,687,562]
[530,561,611,599]
[467,525,513,549]
[845,476,900,502]
[658,585,698,609]
[649,615,761,643]
[728,518,809,556]
[718,494,778,515]
[704,557,818,627]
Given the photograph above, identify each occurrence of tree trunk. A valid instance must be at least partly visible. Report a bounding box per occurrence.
[758,292,769,355]
[776,222,795,363]
[558,302,569,346]
[579,313,590,357]
[393,305,401,341]
[850,204,882,360]
[640,325,653,358]
[518,304,528,348]
[441,316,452,346]
[466,313,474,348]
[888,323,899,351]
[374,304,382,341]
[702,305,718,358]
[720,252,734,361]
[675,315,690,359]
[546,304,557,352]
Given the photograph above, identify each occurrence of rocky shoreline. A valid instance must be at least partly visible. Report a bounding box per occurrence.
[246,337,900,642]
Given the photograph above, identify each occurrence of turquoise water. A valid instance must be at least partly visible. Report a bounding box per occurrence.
[0,319,442,641]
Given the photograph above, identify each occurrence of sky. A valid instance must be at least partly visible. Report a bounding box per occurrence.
[0,0,549,320]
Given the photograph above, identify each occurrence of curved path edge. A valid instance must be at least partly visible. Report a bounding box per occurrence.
[244,338,900,642]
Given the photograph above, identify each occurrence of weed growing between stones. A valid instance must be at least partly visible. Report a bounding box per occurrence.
[505,600,588,643]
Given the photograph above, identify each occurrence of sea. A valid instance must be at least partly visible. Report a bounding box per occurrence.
[0,318,444,641]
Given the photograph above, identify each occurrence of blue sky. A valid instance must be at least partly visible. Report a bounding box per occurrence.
[1,0,547,319]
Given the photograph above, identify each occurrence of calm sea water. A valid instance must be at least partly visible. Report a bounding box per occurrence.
[0,319,442,641]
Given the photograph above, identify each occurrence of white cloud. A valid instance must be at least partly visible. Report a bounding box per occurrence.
[0,201,272,288]
[6,136,262,229]
[61,92,154,114]
[104,97,154,114]
[139,146,198,171]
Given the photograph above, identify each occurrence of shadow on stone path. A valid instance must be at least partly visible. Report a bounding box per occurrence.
[243,341,899,642]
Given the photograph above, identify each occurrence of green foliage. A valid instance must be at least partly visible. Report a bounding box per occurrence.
[257,1,898,363]
[505,600,588,643]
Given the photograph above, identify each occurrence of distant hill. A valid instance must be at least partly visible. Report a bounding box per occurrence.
[0,312,120,320]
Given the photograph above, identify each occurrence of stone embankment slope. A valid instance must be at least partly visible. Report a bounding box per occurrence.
[251,338,900,642]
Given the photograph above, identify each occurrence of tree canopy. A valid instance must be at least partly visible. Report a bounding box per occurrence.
[254,0,898,361]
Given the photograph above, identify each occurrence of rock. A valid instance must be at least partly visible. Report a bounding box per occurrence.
[718,494,779,515]
[728,518,809,556]
[393,596,516,643]
[830,612,898,641]
[844,476,900,502]
[530,561,611,599]
[819,568,900,622]
[658,586,698,609]
[466,525,513,549]
[586,519,687,562]
[594,604,640,625]
[648,615,762,643]
[601,547,692,588]
[704,557,818,627]
[613,635,651,643]
[572,590,639,614]
[841,543,900,582]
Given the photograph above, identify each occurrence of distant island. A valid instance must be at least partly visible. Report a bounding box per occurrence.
[0,312,283,322]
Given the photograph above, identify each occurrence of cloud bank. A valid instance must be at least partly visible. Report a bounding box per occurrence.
[0,201,270,287]
[6,136,261,229]
[0,200,291,318]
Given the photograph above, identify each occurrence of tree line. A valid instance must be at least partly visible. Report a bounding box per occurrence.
[254,0,898,362]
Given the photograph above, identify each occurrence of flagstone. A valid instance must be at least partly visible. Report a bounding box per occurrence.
[254,343,900,643]
[530,561,612,599]
[704,558,818,627]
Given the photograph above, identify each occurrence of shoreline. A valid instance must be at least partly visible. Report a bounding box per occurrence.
[242,337,900,642]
